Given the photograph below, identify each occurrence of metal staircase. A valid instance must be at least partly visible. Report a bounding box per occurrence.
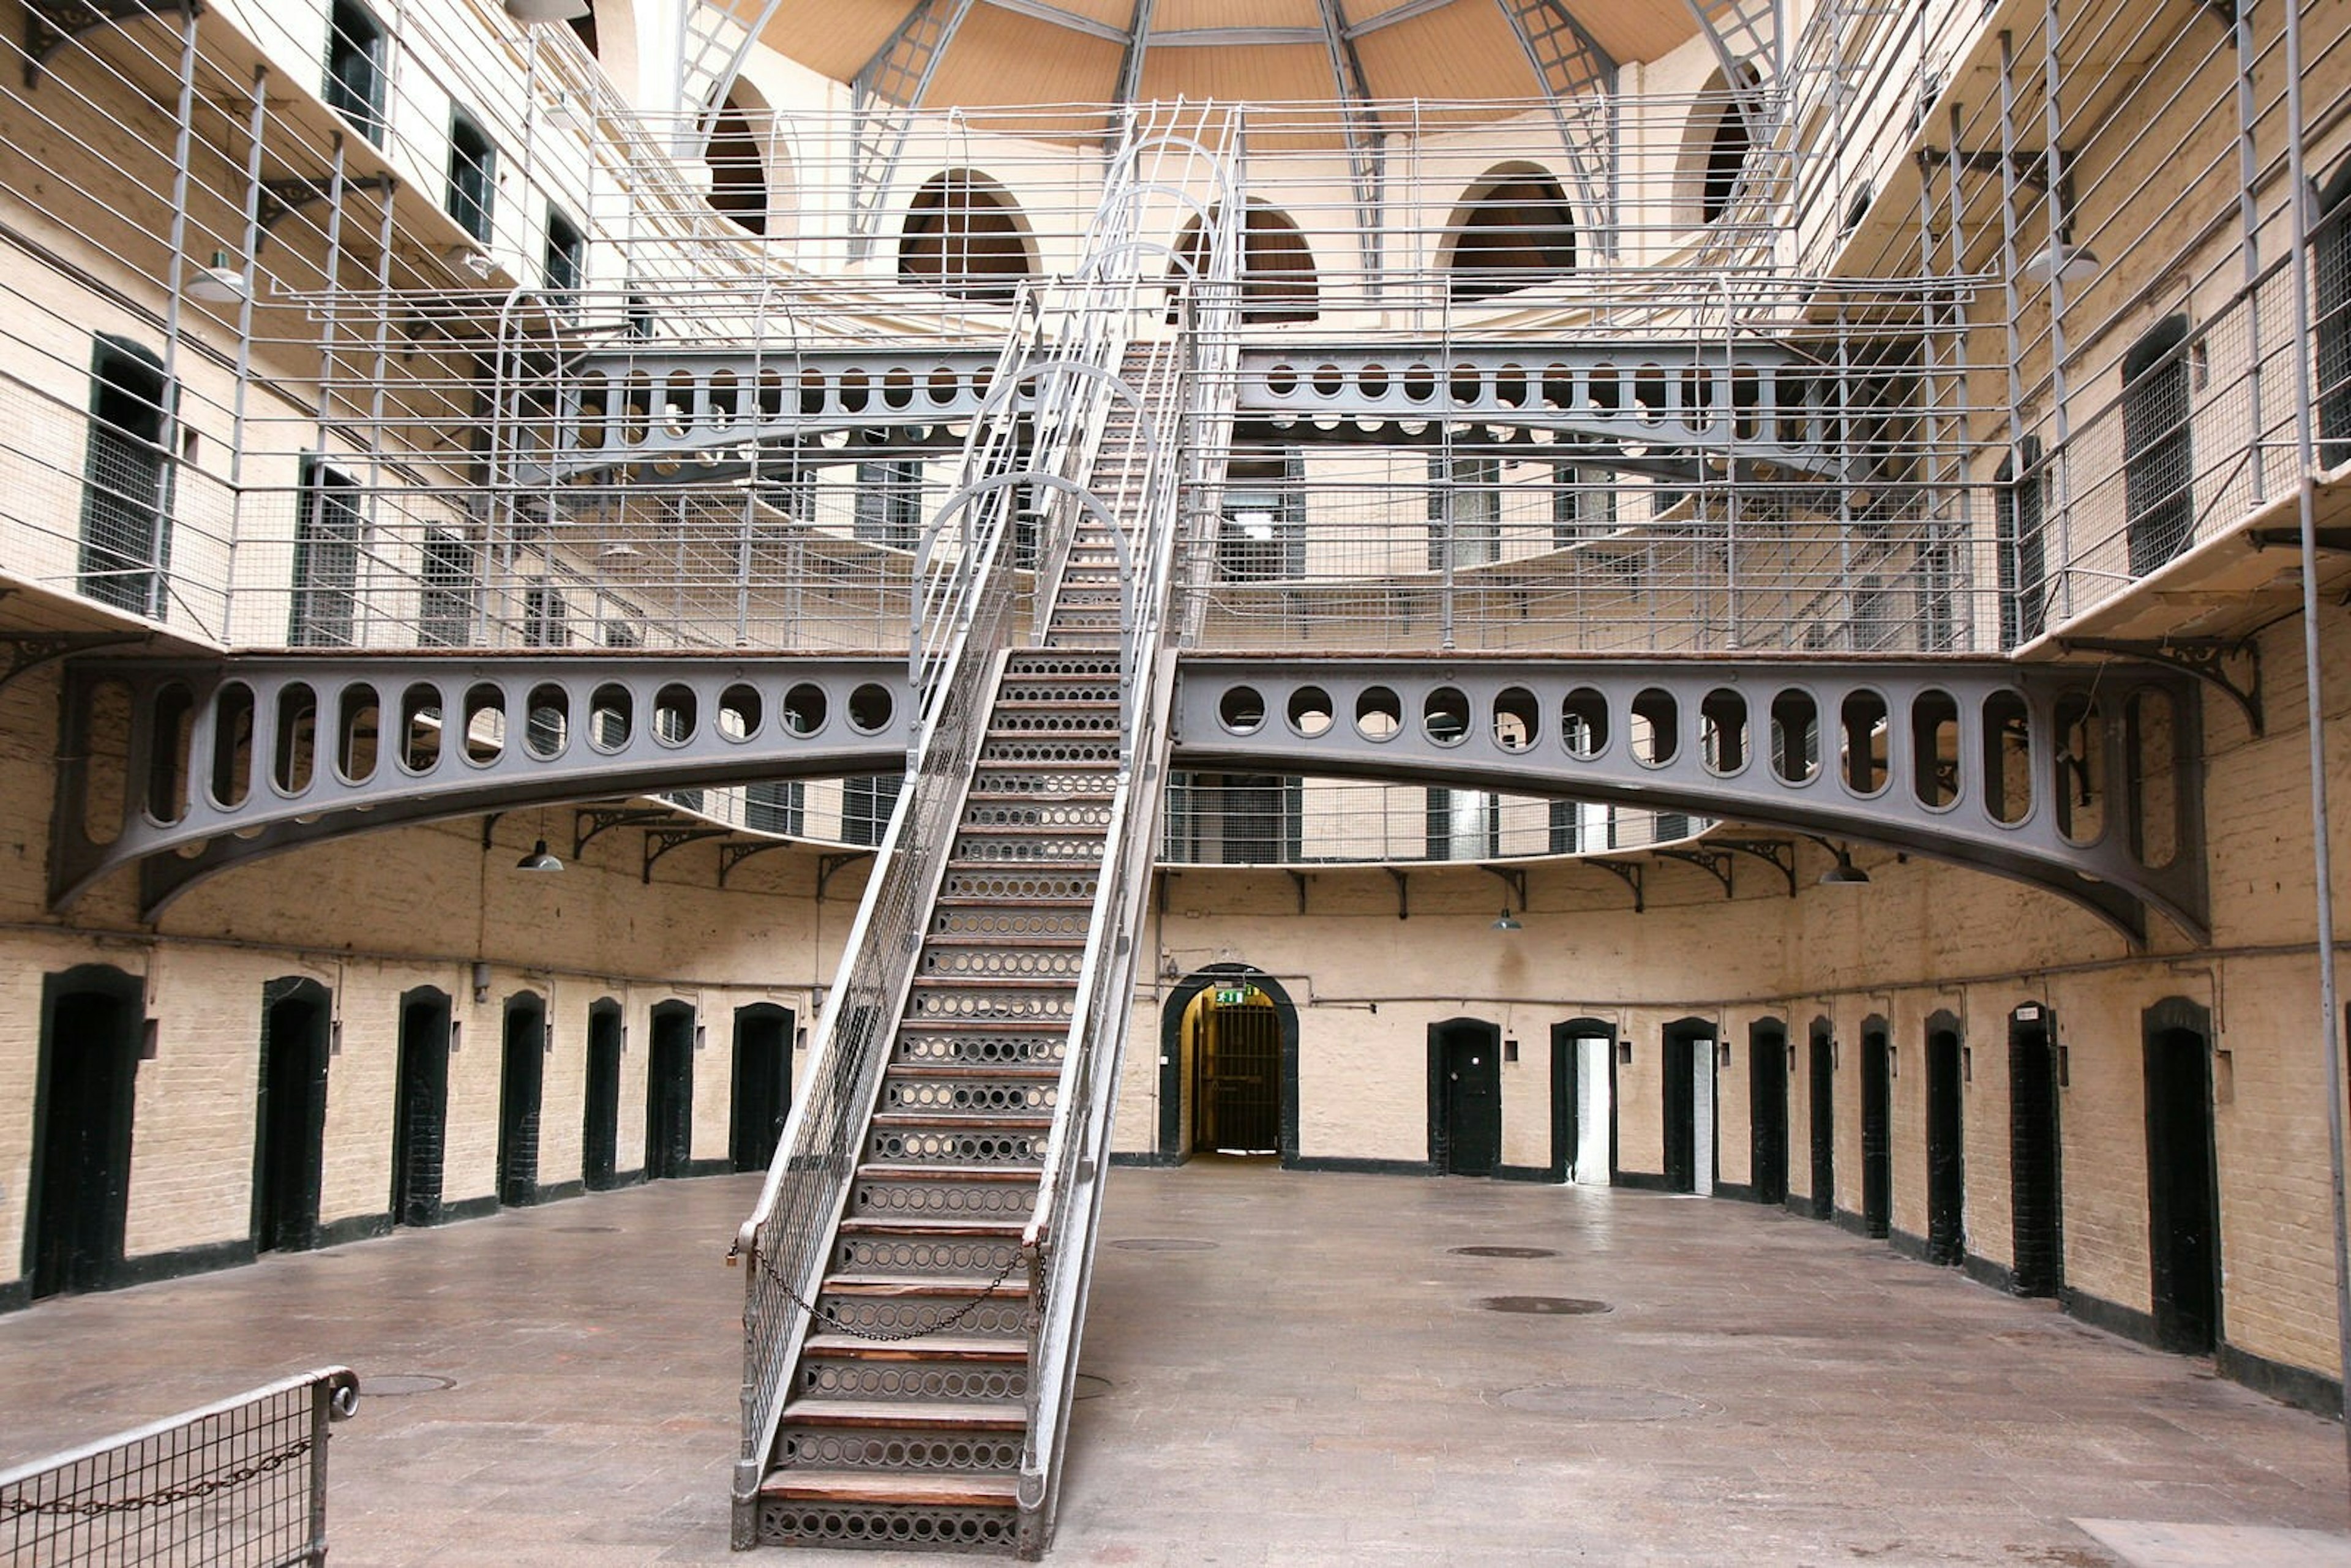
[731,107,1242,1556]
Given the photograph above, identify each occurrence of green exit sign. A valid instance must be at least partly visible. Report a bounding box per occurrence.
[1213,988,1251,1007]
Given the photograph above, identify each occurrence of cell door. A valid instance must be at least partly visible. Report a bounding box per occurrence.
[1925,1029,1965,1265]
[1198,1001,1280,1153]
[1750,1026,1789,1206]
[2009,1011,2063,1296]
[730,1005,792,1172]
[392,989,450,1226]
[499,996,546,1206]
[1861,1028,1892,1238]
[647,1005,695,1180]
[1573,1037,1613,1186]
[583,1003,621,1190]
[1809,1028,1835,1220]
[2145,1018,2219,1353]
[1662,1028,1701,1193]
[30,977,140,1299]
[253,981,330,1254]
[1433,1020,1501,1176]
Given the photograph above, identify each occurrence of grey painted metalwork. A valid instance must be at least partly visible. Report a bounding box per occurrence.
[1166,656,2209,944]
[1494,0,1619,258]
[849,0,982,258]
[50,655,913,917]
[525,346,1008,486]
[0,1365,358,1567]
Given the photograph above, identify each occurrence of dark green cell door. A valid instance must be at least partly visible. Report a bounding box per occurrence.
[730,1005,792,1172]
[584,1002,622,1190]
[1861,1027,1892,1237]
[499,995,546,1206]
[1925,1029,1965,1265]
[254,979,330,1254]
[2009,1010,2063,1296]
[647,1003,694,1180]
[1750,1024,1789,1206]
[1431,1019,1501,1176]
[30,972,141,1299]
[2145,1014,2219,1352]
[392,989,449,1226]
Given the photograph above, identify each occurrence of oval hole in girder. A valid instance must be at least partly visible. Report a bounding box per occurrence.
[524,684,570,760]
[2053,692,2104,846]
[400,683,443,774]
[1840,689,1889,797]
[1562,687,1608,759]
[1771,688,1818,784]
[1493,686,1539,752]
[1355,685,1401,740]
[1700,687,1747,776]
[463,683,506,765]
[847,683,893,734]
[1912,688,1960,809]
[654,683,698,746]
[337,683,379,786]
[782,682,828,737]
[1630,687,1677,767]
[212,680,256,808]
[1287,685,1333,738]
[719,683,762,741]
[1423,686,1471,746]
[148,681,195,824]
[1982,689,2032,826]
[588,684,632,751]
[1218,685,1266,735]
[273,682,319,796]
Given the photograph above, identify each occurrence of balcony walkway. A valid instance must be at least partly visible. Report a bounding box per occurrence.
[0,1162,2345,1566]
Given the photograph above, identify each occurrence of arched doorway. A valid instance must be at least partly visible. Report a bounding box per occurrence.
[1749,1018,1789,1206]
[2143,997,2220,1353]
[1807,1017,1835,1219]
[1662,1017,1716,1194]
[2009,1003,2064,1296]
[731,1002,793,1172]
[583,997,622,1190]
[1169,202,1318,323]
[898,170,1037,304]
[1860,1016,1892,1237]
[1445,163,1575,301]
[647,1000,696,1179]
[1924,1012,1966,1265]
[499,992,546,1207]
[1550,1017,1616,1186]
[1157,965,1299,1164]
[28,965,142,1299]
[1428,1018,1502,1177]
[253,977,331,1255]
[393,986,451,1226]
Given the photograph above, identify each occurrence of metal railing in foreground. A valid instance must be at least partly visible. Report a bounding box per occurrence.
[0,1365,359,1568]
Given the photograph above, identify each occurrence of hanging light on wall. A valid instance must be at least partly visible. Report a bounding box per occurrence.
[506,0,590,22]
[516,838,565,872]
[1491,906,1523,931]
[187,250,250,305]
[2022,238,2100,287]
[1817,846,1870,885]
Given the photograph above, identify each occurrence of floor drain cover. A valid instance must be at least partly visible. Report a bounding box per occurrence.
[361,1373,456,1397]
[1109,1237,1218,1252]
[1449,1245,1559,1259]
[1073,1373,1116,1401]
[1479,1296,1610,1315]
[554,1226,620,1234]
[1496,1384,1708,1421]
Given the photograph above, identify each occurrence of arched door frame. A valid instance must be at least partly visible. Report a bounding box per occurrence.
[26,963,144,1297]
[1155,964,1301,1166]
[647,997,697,1180]
[2008,1000,2066,1297]
[393,984,452,1226]
[1922,1007,1967,1267]
[583,996,624,1190]
[1660,1015,1717,1193]
[1806,1014,1835,1220]
[1859,1011,1894,1238]
[1427,1015,1504,1177]
[2141,994,2222,1353]
[252,975,332,1254]
[1747,1015,1790,1207]
[1548,1016,1618,1185]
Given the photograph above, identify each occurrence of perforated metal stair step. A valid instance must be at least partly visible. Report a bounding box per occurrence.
[779,1399,1028,1431]
[760,1469,1021,1506]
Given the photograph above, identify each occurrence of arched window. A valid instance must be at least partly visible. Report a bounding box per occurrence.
[1695,62,1762,226]
[899,171,1038,304]
[1169,203,1318,323]
[707,92,767,235]
[1445,165,1575,301]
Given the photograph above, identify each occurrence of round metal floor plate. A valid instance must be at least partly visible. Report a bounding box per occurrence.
[361,1373,456,1397]
[1479,1295,1611,1315]
[1109,1237,1218,1251]
[1494,1384,1709,1421]
[1073,1373,1116,1401]
[555,1225,620,1234]
[1448,1245,1559,1259]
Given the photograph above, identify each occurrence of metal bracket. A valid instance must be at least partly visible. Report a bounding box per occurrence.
[0,629,146,694]
[2246,525,2351,553]
[1477,863,1528,912]
[643,827,726,883]
[258,172,396,240]
[1384,865,1409,920]
[1652,846,1735,898]
[1715,837,1796,897]
[24,0,197,87]
[818,850,874,901]
[1590,858,1644,913]
[2057,636,2262,737]
[1287,869,1309,915]
[1916,146,2058,195]
[573,807,667,858]
[719,839,798,887]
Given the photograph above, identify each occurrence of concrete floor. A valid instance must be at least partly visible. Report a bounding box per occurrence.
[2,1161,2349,1566]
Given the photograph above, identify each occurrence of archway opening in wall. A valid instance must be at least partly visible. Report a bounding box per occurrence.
[647,1000,696,1180]
[1429,1018,1502,1177]
[1550,1018,1616,1186]
[1694,63,1761,226]
[253,977,331,1255]
[1445,164,1575,302]
[1807,1018,1834,1220]
[732,1002,793,1172]
[1158,964,1299,1164]
[29,965,142,1299]
[499,992,547,1207]
[1661,1018,1716,1194]
[899,171,1037,304]
[2008,1003,2063,1296]
[1188,983,1282,1155]
[1169,203,1319,323]
[1924,1013,1965,1266]
[1749,1018,1789,1206]
[2143,997,2219,1353]
[584,998,623,1190]
[1860,1016,1892,1238]
[707,91,768,235]
[394,986,451,1227]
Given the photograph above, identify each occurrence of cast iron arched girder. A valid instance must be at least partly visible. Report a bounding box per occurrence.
[1166,656,2208,947]
[51,654,913,918]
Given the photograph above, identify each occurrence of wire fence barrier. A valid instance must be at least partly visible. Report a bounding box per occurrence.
[0,1366,359,1568]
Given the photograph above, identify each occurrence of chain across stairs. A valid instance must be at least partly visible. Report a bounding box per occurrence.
[740,1229,1043,1343]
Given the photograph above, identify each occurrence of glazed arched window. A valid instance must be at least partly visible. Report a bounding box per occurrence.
[1445,165,1575,302]
[899,171,1038,304]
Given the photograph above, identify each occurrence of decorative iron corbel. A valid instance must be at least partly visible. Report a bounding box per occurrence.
[2057,636,2260,737]
[1590,858,1643,913]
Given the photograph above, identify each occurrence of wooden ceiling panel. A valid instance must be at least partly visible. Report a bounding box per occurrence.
[1354,7,1540,103]
[924,7,1127,107]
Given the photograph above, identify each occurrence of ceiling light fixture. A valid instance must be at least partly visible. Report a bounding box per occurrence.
[187,250,250,305]
[1492,906,1523,931]
[516,838,564,872]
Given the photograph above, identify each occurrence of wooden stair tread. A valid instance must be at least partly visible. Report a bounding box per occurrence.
[803,1334,1029,1361]
[779,1399,1027,1430]
[822,1273,1030,1296]
[760,1469,1021,1509]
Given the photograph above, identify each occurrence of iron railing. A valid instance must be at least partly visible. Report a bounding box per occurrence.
[0,1366,358,1568]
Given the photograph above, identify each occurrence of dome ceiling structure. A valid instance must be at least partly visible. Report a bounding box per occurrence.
[745,0,1704,116]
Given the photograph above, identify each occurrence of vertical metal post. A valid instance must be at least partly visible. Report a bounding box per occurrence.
[2232,0,2265,506]
[2278,0,2351,1493]
[2039,0,2075,620]
[306,1381,332,1564]
[225,64,269,640]
[1997,33,2025,648]
[158,7,200,622]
